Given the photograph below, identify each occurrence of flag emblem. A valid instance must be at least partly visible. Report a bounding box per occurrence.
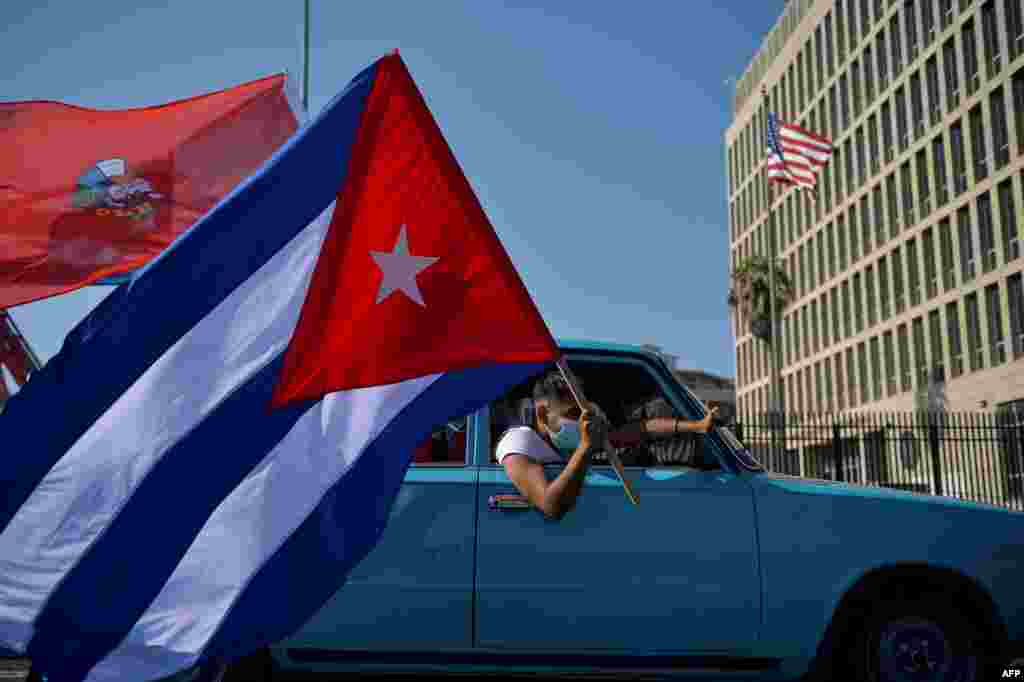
[766,112,833,190]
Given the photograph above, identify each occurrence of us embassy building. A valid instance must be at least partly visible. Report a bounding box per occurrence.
[725,0,1024,496]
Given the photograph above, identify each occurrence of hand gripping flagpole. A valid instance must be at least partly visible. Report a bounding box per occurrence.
[555,356,639,506]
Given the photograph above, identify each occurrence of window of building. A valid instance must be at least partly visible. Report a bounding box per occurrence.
[798,51,806,114]
[950,120,967,195]
[981,0,1001,80]
[823,356,834,412]
[832,286,842,342]
[990,87,1010,171]
[802,304,811,359]
[847,346,859,407]
[854,272,865,333]
[829,85,839,143]
[986,283,1007,366]
[910,71,925,139]
[923,227,938,301]
[840,73,851,134]
[816,25,826,92]
[859,341,870,404]
[900,161,915,228]
[836,351,847,411]
[874,184,886,245]
[978,191,997,273]
[881,99,894,164]
[891,14,904,76]
[939,216,956,291]
[947,299,964,377]
[878,28,890,89]
[866,264,878,326]
[922,0,936,46]
[898,323,912,391]
[842,279,853,339]
[998,180,1020,262]
[886,172,900,237]
[933,134,948,207]
[1014,69,1024,156]
[926,310,944,386]
[884,330,897,396]
[963,19,980,96]
[868,114,880,177]
[895,86,909,151]
[925,56,941,127]
[943,37,960,113]
[915,149,931,218]
[1008,272,1024,358]
[838,0,848,63]
[861,195,872,256]
[838,215,848,273]
[818,230,827,287]
[827,221,837,278]
[850,204,861,263]
[1006,0,1024,61]
[912,316,927,387]
[879,254,891,320]
[906,0,920,61]
[908,236,922,307]
[822,293,830,348]
[800,241,808,296]
[957,204,976,282]
[856,126,867,188]
[826,12,836,77]
[812,298,820,353]
[966,292,984,371]
[844,138,854,197]
[969,104,988,183]
[893,244,906,313]
[940,0,954,29]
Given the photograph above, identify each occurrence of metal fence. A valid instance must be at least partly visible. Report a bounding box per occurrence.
[732,411,1024,511]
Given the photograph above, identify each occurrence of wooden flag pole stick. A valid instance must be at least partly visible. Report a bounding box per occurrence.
[555,356,639,506]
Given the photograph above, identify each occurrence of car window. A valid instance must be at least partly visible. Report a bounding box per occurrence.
[486,358,720,471]
[410,416,468,466]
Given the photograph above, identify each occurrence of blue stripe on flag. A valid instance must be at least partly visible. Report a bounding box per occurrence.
[24,356,316,681]
[199,361,551,666]
[0,62,377,539]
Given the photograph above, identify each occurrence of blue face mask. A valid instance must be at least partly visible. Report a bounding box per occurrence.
[549,417,581,453]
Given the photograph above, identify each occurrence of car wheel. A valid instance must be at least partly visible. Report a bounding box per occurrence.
[836,594,997,682]
[221,647,274,682]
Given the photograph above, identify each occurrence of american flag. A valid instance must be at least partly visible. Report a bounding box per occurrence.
[766,111,833,191]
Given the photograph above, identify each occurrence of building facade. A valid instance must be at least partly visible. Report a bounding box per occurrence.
[726,0,1024,421]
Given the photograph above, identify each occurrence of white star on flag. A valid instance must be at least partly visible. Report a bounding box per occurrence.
[370,224,439,307]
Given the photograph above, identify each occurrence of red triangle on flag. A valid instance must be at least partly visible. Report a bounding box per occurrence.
[270,54,558,408]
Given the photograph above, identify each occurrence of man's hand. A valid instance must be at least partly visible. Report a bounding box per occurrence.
[697,404,721,433]
[577,403,608,454]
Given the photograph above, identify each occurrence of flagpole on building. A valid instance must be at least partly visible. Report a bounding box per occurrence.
[303,0,311,113]
[762,85,785,457]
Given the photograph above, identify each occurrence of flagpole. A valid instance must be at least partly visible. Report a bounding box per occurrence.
[762,86,784,456]
[303,0,311,113]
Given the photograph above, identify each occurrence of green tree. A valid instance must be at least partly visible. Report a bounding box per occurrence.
[727,255,796,342]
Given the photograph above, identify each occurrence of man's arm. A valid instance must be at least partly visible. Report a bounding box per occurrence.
[608,406,720,446]
[503,446,593,521]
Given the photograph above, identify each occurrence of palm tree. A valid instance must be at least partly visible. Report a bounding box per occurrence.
[727,255,795,342]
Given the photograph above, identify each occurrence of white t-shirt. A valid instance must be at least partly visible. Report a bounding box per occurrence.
[495,426,566,465]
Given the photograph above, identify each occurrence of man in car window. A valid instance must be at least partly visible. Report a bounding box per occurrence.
[496,370,718,521]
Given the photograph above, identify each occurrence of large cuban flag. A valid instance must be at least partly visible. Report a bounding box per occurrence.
[0,52,559,682]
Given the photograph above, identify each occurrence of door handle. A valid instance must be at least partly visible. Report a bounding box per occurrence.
[488,494,532,511]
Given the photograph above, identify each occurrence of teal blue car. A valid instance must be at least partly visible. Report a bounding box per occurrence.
[195,341,1022,681]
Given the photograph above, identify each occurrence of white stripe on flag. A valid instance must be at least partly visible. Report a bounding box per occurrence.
[85,373,439,682]
[0,203,334,654]
[778,127,832,154]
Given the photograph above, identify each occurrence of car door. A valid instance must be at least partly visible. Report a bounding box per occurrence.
[281,418,477,652]
[473,355,761,654]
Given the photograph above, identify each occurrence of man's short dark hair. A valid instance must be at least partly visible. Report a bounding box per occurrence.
[532,369,580,403]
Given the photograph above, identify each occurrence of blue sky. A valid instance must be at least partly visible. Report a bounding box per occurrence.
[4,1,783,378]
